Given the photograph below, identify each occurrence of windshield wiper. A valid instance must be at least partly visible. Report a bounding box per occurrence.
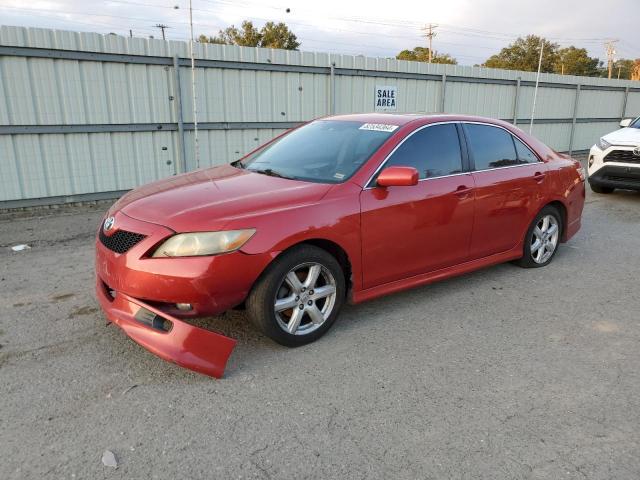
[249,168,294,180]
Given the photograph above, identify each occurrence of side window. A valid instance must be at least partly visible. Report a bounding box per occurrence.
[513,136,539,163]
[383,124,463,179]
[465,124,519,170]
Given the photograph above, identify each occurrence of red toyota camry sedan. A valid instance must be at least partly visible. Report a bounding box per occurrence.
[95,114,585,377]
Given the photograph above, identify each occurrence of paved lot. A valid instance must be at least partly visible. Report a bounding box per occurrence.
[1,180,640,479]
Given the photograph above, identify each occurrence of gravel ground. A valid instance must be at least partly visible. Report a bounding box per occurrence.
[1,177,640,479]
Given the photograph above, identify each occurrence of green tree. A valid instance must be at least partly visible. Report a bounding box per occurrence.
[396,47,457,64]
[611,59,635,79]
[555,46,600,76]
[199,20,300,50]
[260,21,300,49]
[483,35,558,72]
[197,34,225,44]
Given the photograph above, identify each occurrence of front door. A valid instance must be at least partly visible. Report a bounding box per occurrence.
[360,123,475,289]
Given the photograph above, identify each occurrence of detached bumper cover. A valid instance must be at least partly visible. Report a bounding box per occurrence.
[96,278,236,378]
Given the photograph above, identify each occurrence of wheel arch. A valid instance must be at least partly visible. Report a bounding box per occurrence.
[544,200,568,242]
[300,239,353,293]
[247,237,355,302]
[279,238,353,296]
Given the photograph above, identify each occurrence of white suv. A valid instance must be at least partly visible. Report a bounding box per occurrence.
[588,117,640,193]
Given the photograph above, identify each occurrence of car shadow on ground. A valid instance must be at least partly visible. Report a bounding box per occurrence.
[181,248,580,380]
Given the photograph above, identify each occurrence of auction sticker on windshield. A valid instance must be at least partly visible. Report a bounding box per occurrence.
[359,123,399,132]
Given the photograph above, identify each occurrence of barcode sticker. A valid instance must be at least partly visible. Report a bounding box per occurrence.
[359,123,399,132]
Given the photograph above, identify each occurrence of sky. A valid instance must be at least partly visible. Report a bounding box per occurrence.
[1,0,637,65]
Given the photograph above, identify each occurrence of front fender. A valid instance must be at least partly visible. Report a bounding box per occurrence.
[234,184,363,291]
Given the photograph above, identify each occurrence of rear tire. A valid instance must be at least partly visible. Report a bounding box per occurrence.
[247,245,346,347]
[515,206,563,269]
[590,183,614,194]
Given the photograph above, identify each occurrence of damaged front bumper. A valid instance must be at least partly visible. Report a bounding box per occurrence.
[96,278,236,378]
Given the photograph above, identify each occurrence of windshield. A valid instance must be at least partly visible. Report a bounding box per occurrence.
[236,120,396,183]
[629,117,640,129]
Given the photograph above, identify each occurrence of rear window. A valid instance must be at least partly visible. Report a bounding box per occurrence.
[465,124,519,170]
[237,120,395,183]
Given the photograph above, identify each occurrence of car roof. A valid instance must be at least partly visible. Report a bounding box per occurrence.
[325,113,512,128]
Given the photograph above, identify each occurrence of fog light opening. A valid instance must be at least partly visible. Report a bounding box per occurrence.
[134,307,172,332]
[176,303,193,311]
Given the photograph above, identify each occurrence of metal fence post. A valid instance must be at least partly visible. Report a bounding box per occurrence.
[512,77,521,125]
[172,55,187,174]
[329,62,336,115]
[440,74,447,113]
[621,86,630,120]
[568,84,581,156]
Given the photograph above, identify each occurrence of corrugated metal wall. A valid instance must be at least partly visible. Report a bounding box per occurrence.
[1,26,639,207]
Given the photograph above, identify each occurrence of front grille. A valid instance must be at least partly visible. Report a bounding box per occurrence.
[99,229,146,254]
[603,149,640,164]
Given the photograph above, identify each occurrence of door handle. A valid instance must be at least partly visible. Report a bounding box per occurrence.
[533,171,546,183]
[454,185,473,197]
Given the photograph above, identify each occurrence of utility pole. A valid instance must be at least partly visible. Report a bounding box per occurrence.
[605,40,618,79]
[529,38,544,135]
[188,0,200,169]
[422,23,438,63]
[154,23,170,40]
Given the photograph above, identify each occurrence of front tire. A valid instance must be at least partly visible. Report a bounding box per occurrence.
[515,206,562,268]
[247,245,346,347]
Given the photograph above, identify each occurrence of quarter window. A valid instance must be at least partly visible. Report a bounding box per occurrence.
[513,137,539,163]
[465,124,519,170]
[383,124,463,179]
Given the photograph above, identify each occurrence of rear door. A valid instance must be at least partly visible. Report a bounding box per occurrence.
[360,123,475,288]
[462,122,547,259]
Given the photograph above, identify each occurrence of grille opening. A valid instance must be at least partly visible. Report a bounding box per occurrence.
[99,229,146,254]
[604,175,640,185]
[604,150,640,165]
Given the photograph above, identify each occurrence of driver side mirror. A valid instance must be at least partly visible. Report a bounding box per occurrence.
[620,118,632,128]
[376,166,419,187]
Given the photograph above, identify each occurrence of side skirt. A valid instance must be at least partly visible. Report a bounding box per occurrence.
[351,246,523,304]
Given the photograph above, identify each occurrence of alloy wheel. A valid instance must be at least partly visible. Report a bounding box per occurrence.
[274,262,337,335]
[530,214,559,264]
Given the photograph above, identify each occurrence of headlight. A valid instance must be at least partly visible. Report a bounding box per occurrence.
[597,137,611,150]
[152,229,256,257]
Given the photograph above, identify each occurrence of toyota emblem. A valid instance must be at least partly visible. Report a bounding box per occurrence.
[103,216,115,232]
[633,146,640,157]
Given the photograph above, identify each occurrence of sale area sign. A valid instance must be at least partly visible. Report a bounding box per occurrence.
[375,85,397,111]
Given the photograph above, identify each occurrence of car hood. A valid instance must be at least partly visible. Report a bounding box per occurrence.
[113,165,333,232]
[603,127,640,146]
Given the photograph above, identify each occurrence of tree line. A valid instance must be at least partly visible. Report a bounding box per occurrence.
[200,22,639,80]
